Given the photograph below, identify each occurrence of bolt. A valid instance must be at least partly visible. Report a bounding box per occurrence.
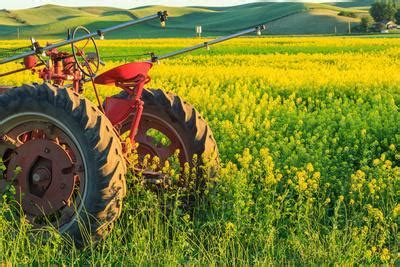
[32,173,41,183]
[44,148,50,153]
[60,183,66,189]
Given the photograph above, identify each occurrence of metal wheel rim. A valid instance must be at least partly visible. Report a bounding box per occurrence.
[0,112,88,232]
[121,112,190,167]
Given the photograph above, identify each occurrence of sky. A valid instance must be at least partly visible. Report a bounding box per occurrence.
[0,0,328,10]
[1,0,262,10]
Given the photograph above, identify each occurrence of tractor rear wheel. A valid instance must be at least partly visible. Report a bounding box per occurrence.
[0,83,126,246]
[111,89,219,197]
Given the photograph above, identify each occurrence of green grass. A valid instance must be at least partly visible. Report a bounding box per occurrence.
[0,2,372,39]
[267,8,360,35]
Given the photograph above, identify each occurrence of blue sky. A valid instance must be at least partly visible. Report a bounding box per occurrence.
[1,0,327,10]
[2,0,259,9]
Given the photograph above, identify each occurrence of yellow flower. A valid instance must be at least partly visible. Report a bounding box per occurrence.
[225,222,236,233]
[365,250,372,259]
[182,214,190,223]
[356,170,366,179]
[361,129,367,137]
[237,148,252,169]
[393,204,400,217]
[361,226,368,235]
[312,171,321,180]
[306,163,314,172]
[380,248,390,261]
[384,160,392,168]
[339,195,344,202]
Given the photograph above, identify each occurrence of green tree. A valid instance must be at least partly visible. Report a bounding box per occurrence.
[369,2,397,22]
[395,9,400,24]
[360,16,374,31]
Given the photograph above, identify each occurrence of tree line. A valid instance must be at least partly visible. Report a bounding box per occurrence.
[359,0,400,31]
[370,1,400,23]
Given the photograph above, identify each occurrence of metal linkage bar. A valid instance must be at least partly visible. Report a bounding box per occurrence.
[149,24,266,62]
[0,11,168,65]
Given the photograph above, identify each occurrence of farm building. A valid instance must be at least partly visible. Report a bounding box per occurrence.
[374,20,397,33]
[376,20,397,30]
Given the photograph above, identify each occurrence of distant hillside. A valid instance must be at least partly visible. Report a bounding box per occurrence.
[0,1,372,39]
[330,0,374,8]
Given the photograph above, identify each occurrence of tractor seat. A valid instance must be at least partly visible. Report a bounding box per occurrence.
[94,62,153,85]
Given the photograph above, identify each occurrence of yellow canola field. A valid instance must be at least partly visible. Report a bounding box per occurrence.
[0,37,399,263]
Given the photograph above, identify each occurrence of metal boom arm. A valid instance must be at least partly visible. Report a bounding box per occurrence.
[149,25,266,62]
[0,11,168,65]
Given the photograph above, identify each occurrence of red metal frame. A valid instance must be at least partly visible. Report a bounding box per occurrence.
[21,47,154,152]
[16,45,153,151]
[95,62,153,145]
[27,46,84,92]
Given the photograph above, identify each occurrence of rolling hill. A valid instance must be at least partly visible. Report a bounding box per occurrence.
[0,1,373,39]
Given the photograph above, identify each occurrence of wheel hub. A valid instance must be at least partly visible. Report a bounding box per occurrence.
[30,157,53,197]
[5,139,76,216]
[32,168,51,184]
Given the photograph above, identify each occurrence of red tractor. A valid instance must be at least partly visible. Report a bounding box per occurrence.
[0,12,265,245]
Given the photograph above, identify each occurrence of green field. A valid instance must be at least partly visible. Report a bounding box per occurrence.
[0,36,399,264]
[0,1,375,39]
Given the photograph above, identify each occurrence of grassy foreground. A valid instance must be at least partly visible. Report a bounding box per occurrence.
[0,37,399,264]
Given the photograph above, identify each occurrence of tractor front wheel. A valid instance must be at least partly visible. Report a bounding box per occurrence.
[0,83,126,246]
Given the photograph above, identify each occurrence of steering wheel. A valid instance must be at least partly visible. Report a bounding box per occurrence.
[71,26,100,77]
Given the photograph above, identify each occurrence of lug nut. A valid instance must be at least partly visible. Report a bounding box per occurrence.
[44,148,50,153]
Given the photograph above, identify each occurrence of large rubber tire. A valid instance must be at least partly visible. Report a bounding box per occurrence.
[112,89,219,190]
[0,83,126,246]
